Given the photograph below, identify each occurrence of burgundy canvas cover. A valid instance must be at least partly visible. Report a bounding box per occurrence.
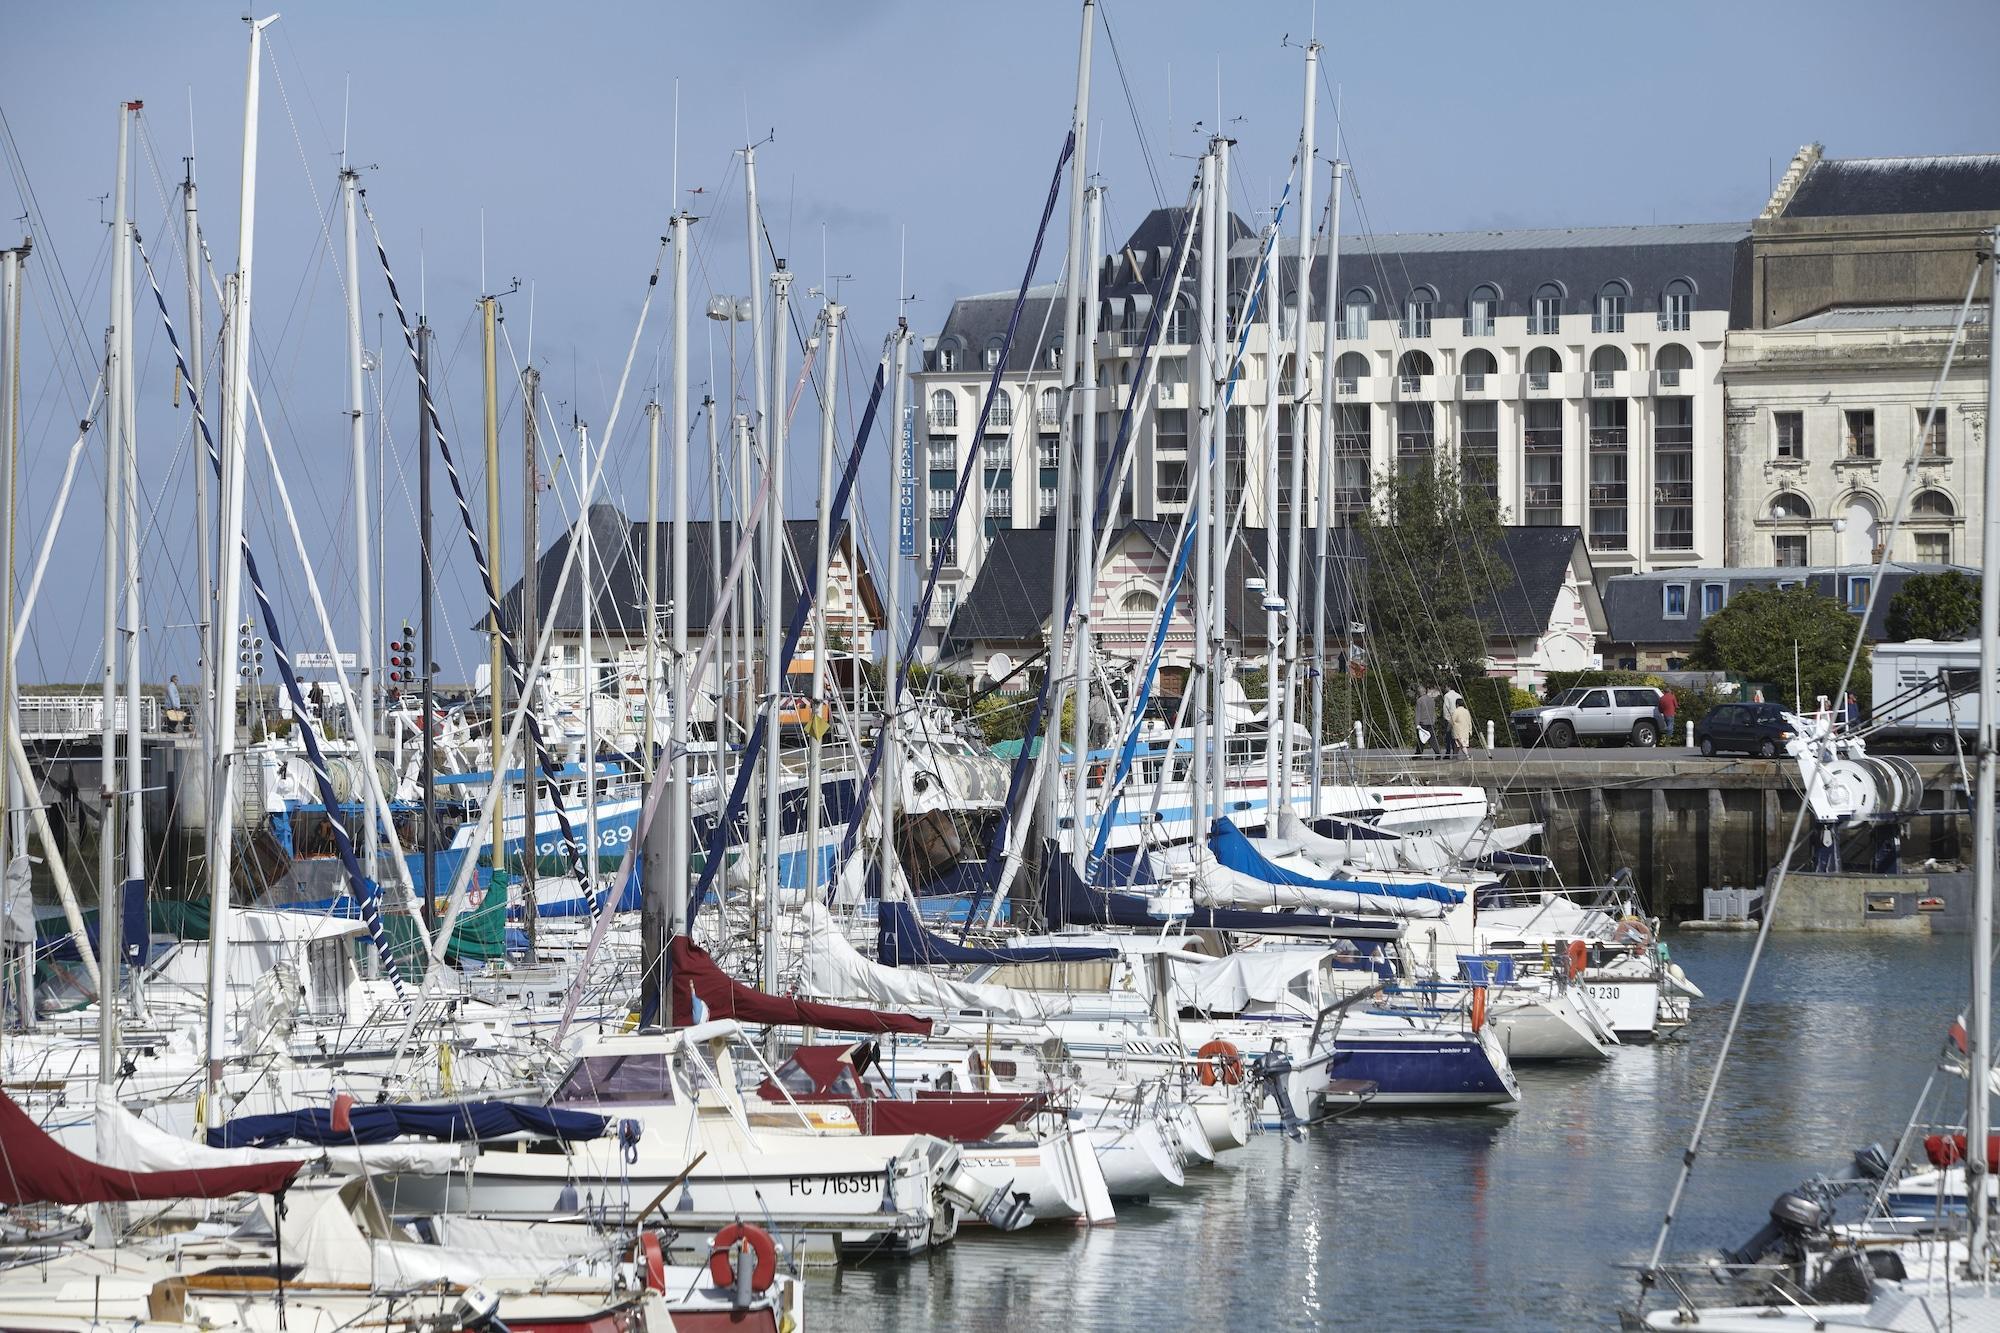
[669,937,933,1035]
[754,1044,1044,1142]
[0,1091,302,1206]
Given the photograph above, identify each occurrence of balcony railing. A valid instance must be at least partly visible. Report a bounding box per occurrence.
[927,444,955,470]
[1334,433,1370,456]
[982,446,1008,469]
[1038,443,1061,468]
[929,540,956,566]
[1657,369,1681,388]
[1525,484,1563,506]
[1037,406,1063,429]
[1529,314,1560,335]
[1588,483,1628,502]
[984,413,1012,433]
[1333,486,1370,510]
[1525,428,1563,452]
[1337,376,1358,395]
[1658,309,1691,332]
[1527,371,1551,391]
[1335,320,1366,340]
[1592,312,1625,334]
[1592,371,1617,391]
[927,495,952,518]
[1462,315,1495,336]
[1462,373,1485,391]
[1395,433,1433,456]
[1589,428,1627,448]
[1654,482,1694,505]
[927,410,957,432]
[1400,315,1432,338]
[1657,427,1694,447]
[1463,435,1499,456]
[1588,528,1628,551]
[1039,489,1059,514]
[1399,374,1423,393]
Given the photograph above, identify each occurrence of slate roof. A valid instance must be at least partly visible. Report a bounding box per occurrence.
[1779,302,1989,331]
[1601,563,1978,647]
[926,286,1063,375]
[942,521,1590,657]
[491,504,881,637]
[1783,155,2000,219]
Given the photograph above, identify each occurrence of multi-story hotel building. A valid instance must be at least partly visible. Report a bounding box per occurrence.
[914,210,1749,635]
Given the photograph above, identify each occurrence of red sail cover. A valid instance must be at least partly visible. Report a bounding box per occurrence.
[0,1092,303,1206]
[669,937,933,1035]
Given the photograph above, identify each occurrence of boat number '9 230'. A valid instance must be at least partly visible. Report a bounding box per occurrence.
[787,1175,877,1197]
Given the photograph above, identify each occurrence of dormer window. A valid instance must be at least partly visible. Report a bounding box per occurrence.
[1401,287,1435,339]
[983,337,1005,370]
[937,344,960,372]
[1594,281,1628,334]
[1663,583,1688,619]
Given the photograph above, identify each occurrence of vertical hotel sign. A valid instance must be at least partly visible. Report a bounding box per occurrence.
[897,405,916,557]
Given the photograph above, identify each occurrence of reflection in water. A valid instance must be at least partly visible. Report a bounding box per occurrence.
[810,933,1976,1331]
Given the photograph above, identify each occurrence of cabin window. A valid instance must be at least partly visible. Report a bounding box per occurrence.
[556,1053,675,1104]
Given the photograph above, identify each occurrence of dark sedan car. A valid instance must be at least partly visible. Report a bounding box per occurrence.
[1695,702,1796,758]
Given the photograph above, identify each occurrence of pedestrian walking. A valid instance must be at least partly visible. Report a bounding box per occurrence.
[164,673,184,734]
[1413,686,1437,758]
[1442,687,1463,756]
[1450,698,1474,759]
[1657,688,1678,746]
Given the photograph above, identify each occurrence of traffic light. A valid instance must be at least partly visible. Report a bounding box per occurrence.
[388,624,416,684]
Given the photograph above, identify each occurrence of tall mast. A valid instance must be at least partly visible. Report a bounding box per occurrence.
[481,296,503,885]
[185,162,215,878]
[119,101,144,1019]
[341,168,374,877]
[878,321,911,907]
[0,240,21,1032]
[417,318,436,917]
[1042,0,1094,858]
[805,301,843,905]
[742,148,771,957]
[1068,184,1102,879]
[1965,229,2000,1262]
[519,364,540,961]
[1191,148,1215,845]
[668,210,692,945]
[100,101,134,1077]
[706,392,723,784]
[579,419,598,913]
[761,259,793,993]
[644,399,661,784]
[1261,219,1281,810]
[1312,158,1344,817]
[206,10,276,1118]
[1208,135,1232,833]
[1283,39,1319,821]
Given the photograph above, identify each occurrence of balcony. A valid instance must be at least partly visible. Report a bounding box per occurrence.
[1339,374,1391,403]
[1589,428,1628,449]
[1524,428,1564,453]
[1458,372,1518,401]
[1588,483,1628,503]
[1333,486,1370,511]
[927,494,953,519]
[1652,369,1693,396]
[1523,372,1573,399]
[927,410,958,432]
[1037,442,1061,469]
[1525,484,1563,507]
[1461,315,1495,337]
[926,443,955,470]
[981,444,1008,469]
[1037,404,1064,430]
[1155,381,1188,409]
[1587,370,1630,398]
[1395,374,1439,400]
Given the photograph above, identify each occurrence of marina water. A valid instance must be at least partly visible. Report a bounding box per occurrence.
[809,931,1976,1330]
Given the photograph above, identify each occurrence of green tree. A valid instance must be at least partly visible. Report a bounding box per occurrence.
[1884,570,1981,643]
[1353,450,1508,691]
[1689,584,1868,708]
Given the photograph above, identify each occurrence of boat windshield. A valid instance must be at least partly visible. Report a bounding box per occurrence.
[556,1052,676,1104]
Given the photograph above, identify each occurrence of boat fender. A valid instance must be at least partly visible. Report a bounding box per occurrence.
[1565,939,1588,981]
[330,1092,353,1134]
[1470,986,1487,1033]
[709,1222,778,1297]
[632,1231,666,1292]
[1195,1039,1244,1087]
[619,1118,643,1165]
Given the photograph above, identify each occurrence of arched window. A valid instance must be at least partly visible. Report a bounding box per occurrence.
[1532,283,1565,335]
[1396,349,1433,391]
[1334,351,1369,390]
[1770,491,1812,520]
[1662,278,1696,331]
[1589,346,1628,390]
[987,387,1012,430]
[1913,489,1956,518]
[1038,387,1062,430]
[927,389,958,431]
[936,340,961,373]
[1166,299,1193,345]
[1526,346,1563,373]
[1402,286,1436,338]
[1595,280,1630,333]
[1119,589,1161,619]
[1463,348,1499,378]
[983,336,1005,370]
[1657,343,1694,372]
[1464,283,1499,336]
[1340,288,1372,339]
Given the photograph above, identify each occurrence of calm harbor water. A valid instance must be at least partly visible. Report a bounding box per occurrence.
[807,931,1978,1330]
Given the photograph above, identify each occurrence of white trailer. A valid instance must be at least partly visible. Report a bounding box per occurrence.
[1870,639,1990,754]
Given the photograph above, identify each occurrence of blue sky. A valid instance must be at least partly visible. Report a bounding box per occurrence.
[2,0,1995,683]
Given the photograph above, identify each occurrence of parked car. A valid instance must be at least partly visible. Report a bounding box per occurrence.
[1510,686,1663,749]
[1695,702,1797,758]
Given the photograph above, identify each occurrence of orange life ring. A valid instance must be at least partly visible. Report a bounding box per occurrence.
[708,1221,778,1294]
[1565,939,1589,981]
[1470,986,1487,1033]
[1195,1039,1244,1087]
[633,1231,666,1292]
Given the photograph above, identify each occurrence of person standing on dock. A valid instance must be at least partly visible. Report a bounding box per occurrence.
[1414,686,1437,758]
[1442,686,1463,756]
[1451,697,1473,759]
[1657,688,1678,746]
[164,674,183,733]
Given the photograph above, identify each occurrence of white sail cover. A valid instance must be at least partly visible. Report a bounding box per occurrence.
[797,901,1057,1021]
[1170,949,1333,1013]
[1153,844,1444,919]
[94,1090,298,1174]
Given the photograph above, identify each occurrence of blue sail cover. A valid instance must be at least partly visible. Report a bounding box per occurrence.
[210,1100,608,1150]
[876,899,1116,967]
[1210,819,1464,906]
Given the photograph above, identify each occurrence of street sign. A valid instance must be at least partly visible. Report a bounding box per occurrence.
[293,651,356,669]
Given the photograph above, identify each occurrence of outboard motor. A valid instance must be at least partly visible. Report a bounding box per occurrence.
[1721,1190,1833,1268]
[1851,1142,1893,1180]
